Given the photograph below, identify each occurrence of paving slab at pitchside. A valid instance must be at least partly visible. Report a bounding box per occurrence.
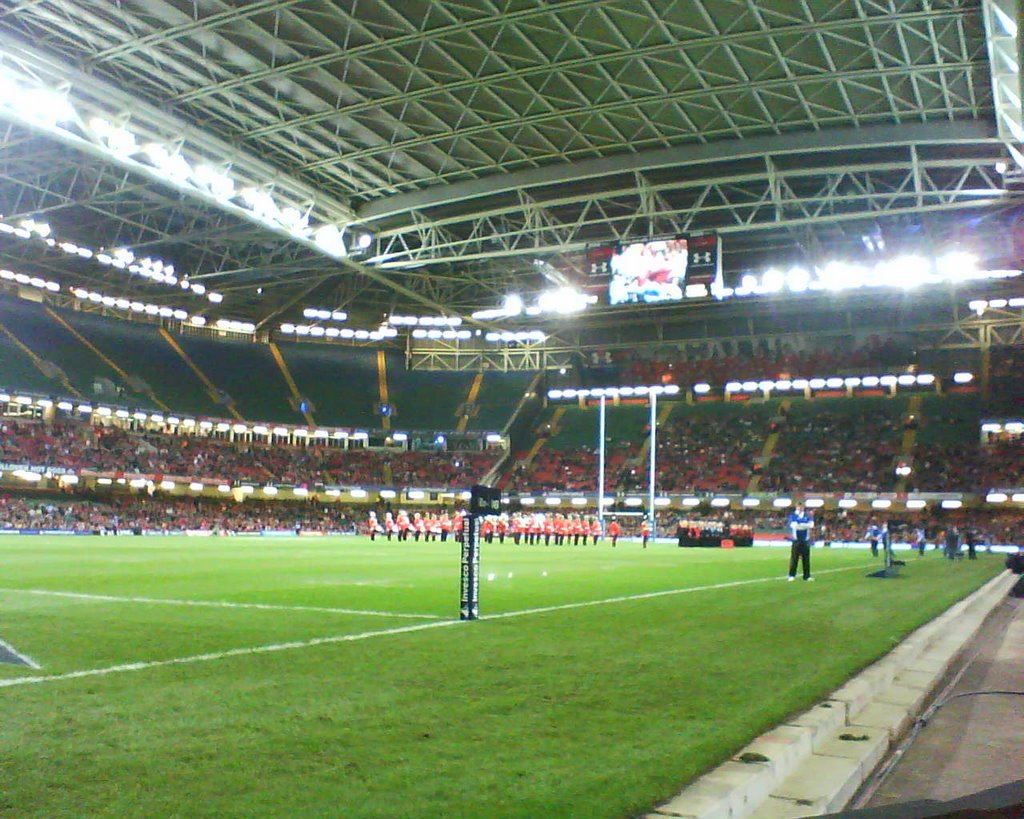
[648,571,1017,819]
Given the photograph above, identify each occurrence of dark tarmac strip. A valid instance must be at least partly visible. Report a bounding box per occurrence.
[840,592,1024,818]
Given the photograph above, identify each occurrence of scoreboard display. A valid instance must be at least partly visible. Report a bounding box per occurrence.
[599,234,721,305]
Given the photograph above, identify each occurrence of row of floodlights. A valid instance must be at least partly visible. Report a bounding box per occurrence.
[720,373,969,393]
[71,287,190,321]
[389,315,463,327]
[0,393,506,445]
[548,385,682,400]
[514,495,971,510]
[721,253,1020,299]
[485,330,547,343]
[0,66,374,261]
[413,328,472,341]
[969,297,1024,314]
[0,219,221,303]
[280,323,398,340]
[302,308,347,321]
[981,421,1024,434]
[5,467,1013,509]
[0,269,60,293]
[472,289,597,321]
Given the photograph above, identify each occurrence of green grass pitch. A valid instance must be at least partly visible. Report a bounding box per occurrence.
[0,536,1005,818]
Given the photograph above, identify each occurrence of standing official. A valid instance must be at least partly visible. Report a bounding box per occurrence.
[787,504,814,582]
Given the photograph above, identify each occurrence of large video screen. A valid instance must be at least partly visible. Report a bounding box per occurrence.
[608,238,689,305]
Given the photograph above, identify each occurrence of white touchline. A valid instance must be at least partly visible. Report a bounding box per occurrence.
[0,564,872,690]
[0,637,41,669]
[0,588,445,620]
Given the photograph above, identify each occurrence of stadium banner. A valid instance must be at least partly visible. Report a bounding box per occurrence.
[184,530,215,537]
[297,531,326,537]
[260,530,299,538]
[0,462,73,476]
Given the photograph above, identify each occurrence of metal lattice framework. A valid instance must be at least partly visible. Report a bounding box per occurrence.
[0,0,1021,323]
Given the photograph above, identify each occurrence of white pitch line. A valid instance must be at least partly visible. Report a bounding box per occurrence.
[0,564,872,690]
[0,637,41,669]
[0,588,445,620]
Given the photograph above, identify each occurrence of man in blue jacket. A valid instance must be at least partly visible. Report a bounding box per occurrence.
[787,504,815,582]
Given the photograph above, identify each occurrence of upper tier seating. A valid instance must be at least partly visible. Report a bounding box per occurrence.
[0,418,499,488]
[385,352,476,430]
[0,296,151,406]
[174,332,298,423]
[762,396,906,493]
[508,404,648,492]
[656,400,773,492]
[278,342,381,428]
[59,308,223,416]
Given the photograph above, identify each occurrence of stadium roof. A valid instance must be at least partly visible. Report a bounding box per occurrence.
[0,0,1020,323]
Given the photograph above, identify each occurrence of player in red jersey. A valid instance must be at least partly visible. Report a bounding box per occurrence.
[367,511,380,541]
[590,516,601,545]
[384,511,396,541]
[439,512,452,542]
[640,517,651,549]
[396,510,411,541]
[608,519,621,547]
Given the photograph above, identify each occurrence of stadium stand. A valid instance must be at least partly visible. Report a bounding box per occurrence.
[465,371,535,432]
[384,351,476,430]
[276,342,381,428]
[0,324,62,394]
[0,418,498,489]
[910,394,985,491]
[0,296,152,405]
[987,345,1024,417]
[58,307,222,416]
[507,404,648,492]
[656,400,773,492]
[760,396,907,493]
[172,331,297,423]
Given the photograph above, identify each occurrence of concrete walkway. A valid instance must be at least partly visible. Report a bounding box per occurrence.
[850,591,1024,814]
[648,571,1021,819]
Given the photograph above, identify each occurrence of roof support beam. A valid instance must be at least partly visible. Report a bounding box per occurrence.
[359,121,998,222]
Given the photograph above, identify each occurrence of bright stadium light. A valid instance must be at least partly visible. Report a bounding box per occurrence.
[741,498,760,507]
[682,497,701,507]
[940,499,963,509]
[871,499,892,509]
[906,499,927,510]
[953,372,974,384]
[805,498,825,508]
[693,383,711,394]
[710,497,730,507]
[773,498,792,508]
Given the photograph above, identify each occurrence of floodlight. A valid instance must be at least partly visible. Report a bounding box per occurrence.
[940,499,962,509]
[871,499,892,509]
[952,372,973,384]
[741,498,760,507]
[693,383,711,394]
[682,497,701,507]
[710,497,730,507]
[773,498,792,508]
[804,498,825,508]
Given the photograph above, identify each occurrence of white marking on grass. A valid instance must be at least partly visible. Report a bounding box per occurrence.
[0,637,41,669]
[0,563,872,690]
[0,588,444,620]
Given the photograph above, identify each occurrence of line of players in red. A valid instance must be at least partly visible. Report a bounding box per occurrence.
[367,510,651,547]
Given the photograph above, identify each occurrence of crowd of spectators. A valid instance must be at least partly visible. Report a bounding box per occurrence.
[618,336,914,388]
[761,406,904,493]
[508,443,637,493]
[986,345,1024,417]
[655,410,766,492]
[0,419,498,489]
